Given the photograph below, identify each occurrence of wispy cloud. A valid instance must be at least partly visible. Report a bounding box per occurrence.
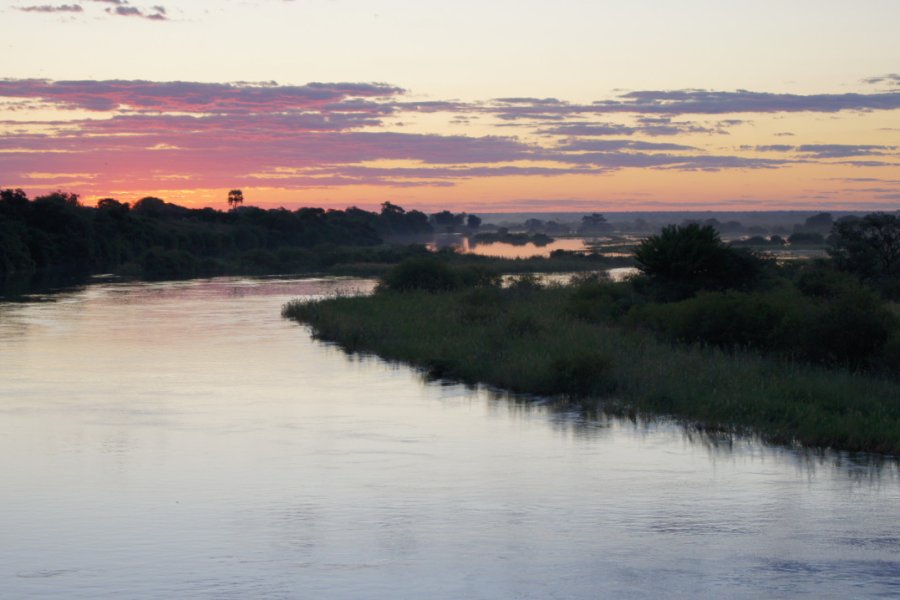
[105,4,167,20]
[15,4,83,13]
[750,144,897,158]
[13,1,170,21]
[0,79,402,113]
[863,73,900,87]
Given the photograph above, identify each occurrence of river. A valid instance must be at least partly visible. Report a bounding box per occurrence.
[1,277,898,599]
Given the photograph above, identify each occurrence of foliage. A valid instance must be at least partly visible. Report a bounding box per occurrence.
[633,224,767,299]
[227,189,244,210]
[0,190,462,279]
[376,258,500,293]
[828,213,900,291]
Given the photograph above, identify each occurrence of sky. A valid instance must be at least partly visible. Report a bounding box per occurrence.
[1,0,898,212]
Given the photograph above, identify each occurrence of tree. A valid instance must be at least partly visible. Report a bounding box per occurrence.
[579,213,612,234]
[429,210,465,232]
[97,198,129,212]
[801,212,834,233]
[634,224,765,299]
[227,189,244,210]
[381,201,405,216]
[829,213,900,281]
[466,214,482,230]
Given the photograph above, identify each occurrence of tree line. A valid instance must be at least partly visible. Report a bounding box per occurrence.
[0,190,475,279]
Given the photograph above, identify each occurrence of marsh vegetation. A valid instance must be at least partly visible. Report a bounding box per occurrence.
[285,219,900,454]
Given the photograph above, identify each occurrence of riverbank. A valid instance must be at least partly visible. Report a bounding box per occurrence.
[284,284,900,455]
[0,245,630,299]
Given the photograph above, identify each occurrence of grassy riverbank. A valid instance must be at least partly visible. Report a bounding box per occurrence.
[284,283,900,455]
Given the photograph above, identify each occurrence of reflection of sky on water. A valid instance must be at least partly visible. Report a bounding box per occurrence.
[1,277,898,599]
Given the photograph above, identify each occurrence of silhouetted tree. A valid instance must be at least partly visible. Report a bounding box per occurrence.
[228,189,244,210]
[829,213,900,282]
[579,213,612,234]
[801,212,834,233]
[430,210,465,232]
[466,214,482,230]
[634,224,765,299]
[96,198,130,215]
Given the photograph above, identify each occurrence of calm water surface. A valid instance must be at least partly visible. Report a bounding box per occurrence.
[1,277,899,599]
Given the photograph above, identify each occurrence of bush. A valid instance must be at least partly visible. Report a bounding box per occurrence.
[457,286,506,323]
[794,265,860,298]
[507,273,544,295]
[634,224,767,299]
[627,283,899,370]
[568,278,642,322]
[627,290,804,352]
[378,258,462,292]
[800,286,897,368]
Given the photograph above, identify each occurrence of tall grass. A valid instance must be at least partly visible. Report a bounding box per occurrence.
[284,286,900,454]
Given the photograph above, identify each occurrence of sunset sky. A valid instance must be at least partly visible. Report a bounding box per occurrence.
[1,0,898,212]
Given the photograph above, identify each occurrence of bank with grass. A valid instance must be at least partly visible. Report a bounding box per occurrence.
[283,223,900,455]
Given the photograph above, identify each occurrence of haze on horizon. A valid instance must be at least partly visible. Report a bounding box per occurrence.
[1,0,898,212]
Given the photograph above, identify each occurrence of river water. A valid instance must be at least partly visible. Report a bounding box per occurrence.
[1,277,899,599]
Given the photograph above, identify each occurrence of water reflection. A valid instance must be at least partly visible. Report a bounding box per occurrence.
[338,339,898,482]
[1,276,899,599]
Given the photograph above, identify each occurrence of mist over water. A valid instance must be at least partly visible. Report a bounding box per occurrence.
[1,277,899,599]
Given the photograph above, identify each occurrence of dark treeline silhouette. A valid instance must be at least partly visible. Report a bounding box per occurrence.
[0,190,446,280]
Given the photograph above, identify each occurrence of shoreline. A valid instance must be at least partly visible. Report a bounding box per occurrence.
[284,285,900,455]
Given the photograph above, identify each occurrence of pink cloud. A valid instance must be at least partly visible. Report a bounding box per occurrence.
[0,79,403,113]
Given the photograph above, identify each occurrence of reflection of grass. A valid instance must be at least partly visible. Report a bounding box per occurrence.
[284,286,900,455]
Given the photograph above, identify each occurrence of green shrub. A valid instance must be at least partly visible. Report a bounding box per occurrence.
[378,258,462,292]
[633,224,767,299]
[800,286,897,368]
[568,278,642,322]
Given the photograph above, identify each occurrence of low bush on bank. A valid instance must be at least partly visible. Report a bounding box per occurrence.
[618,275,898,371]
[376,258,502,292]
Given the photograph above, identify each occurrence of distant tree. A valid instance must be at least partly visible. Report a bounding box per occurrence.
[524,218,545,232]
[579,213,612,234]
[34,191,80,208]
[803,212,834,232]
[430,210,465,232]
[381,201,405,216]
[96,198,129,212]
[829,213,900,282]
[0,188,29,215]
[132,196,166,217]
[466,214,482,230]
[227,189,244,210]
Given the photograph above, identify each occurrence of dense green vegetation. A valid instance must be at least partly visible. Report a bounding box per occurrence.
[285,220,900,454]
